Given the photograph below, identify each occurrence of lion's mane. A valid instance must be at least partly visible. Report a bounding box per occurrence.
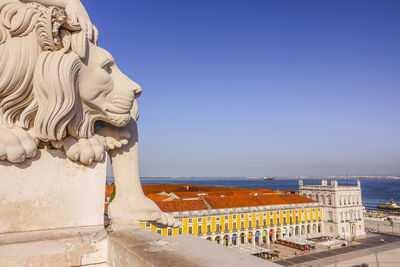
[0,1,95,141]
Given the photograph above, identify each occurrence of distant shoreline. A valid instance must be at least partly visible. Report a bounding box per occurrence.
[115,176,400,180]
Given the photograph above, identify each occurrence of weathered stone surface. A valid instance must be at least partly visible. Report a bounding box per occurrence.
[0,226,108,267]
[0,149,106,234]
[108,226,279,267]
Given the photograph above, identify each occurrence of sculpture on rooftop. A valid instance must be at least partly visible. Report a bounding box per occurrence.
[0,0,177,227]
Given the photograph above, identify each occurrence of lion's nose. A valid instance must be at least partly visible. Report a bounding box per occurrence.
[132,83,142,99]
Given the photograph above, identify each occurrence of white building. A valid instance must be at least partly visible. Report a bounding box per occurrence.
[299,179,365,240]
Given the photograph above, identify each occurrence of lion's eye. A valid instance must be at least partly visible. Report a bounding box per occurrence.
[102,63,112,74]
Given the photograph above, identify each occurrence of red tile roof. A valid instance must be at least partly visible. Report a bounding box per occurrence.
[146,194,170,202]
[156,199,208,212]
[142,184,277,195]
[203,194,315,209]
[105,185,115,196]
[140,184,316,212]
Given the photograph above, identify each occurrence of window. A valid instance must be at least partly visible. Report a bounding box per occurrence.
[168,228,172,236]
[249,221,252,227]
[216,224,220,232]
[207,224,211,233]
[189,226,193,234]
[225,222,228,231]
[179,227,182,235]
[207,216,211,222]
[189,218,192,223]
[198,225,202,234]
[328,196,332,205]
[233,222,237,230]
[328,212,332,221]
[225,215,228,219]
[340,212,343,221]
[233,215,236,219]
[241,221,245,229]
[256,220,259,227]
[322,196,326,205]
[198,217,202,223]
[340,198,342,205]
[157,229,161,234]
[146,222,150,227]
[270,218,274,226]
[344,198,346,205]
[263,219,266,226]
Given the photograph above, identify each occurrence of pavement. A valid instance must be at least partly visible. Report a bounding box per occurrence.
[274,233,400,267]
[365,219,400,235]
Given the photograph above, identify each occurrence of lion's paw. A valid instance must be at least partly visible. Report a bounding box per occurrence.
[95,126,131,150]
[0,125,37,163]
[109,195,179,228]
[56,136,106,165]
[53,126,131,165]
[143,210,179,228]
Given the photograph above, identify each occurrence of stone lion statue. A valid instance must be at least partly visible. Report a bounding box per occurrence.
[0,0,177,227]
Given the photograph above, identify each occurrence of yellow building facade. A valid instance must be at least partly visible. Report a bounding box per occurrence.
[142,205,324,246]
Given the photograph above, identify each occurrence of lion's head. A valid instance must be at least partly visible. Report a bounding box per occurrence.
[0,1,141,146]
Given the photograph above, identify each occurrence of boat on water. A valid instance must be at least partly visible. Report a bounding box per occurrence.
[264,176,274,181]
[377,201,400,210]
[246,176,260,179]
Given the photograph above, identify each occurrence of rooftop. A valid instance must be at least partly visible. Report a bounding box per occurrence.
[142,184,316,212]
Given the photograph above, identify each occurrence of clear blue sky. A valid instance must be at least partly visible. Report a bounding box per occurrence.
[85,0,400,177]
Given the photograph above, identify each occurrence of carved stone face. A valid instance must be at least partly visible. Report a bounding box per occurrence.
[0,1,145,164]
[79,42,142,127]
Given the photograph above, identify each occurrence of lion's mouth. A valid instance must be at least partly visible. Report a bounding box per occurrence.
[105,107,129,115]
[104,109,131,126]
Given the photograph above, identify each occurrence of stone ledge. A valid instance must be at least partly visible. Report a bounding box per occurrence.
[108,226,279,267]
[0,225,106,246]
[0,226,108,267]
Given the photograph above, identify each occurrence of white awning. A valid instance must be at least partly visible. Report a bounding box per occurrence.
[232,244,270,255]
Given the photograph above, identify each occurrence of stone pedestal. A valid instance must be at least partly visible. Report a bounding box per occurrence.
[0,226,108,267]
[0,149,107,234]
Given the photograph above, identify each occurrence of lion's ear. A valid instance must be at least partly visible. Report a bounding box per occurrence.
[32,50,81,141]
[70,30,88,61]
